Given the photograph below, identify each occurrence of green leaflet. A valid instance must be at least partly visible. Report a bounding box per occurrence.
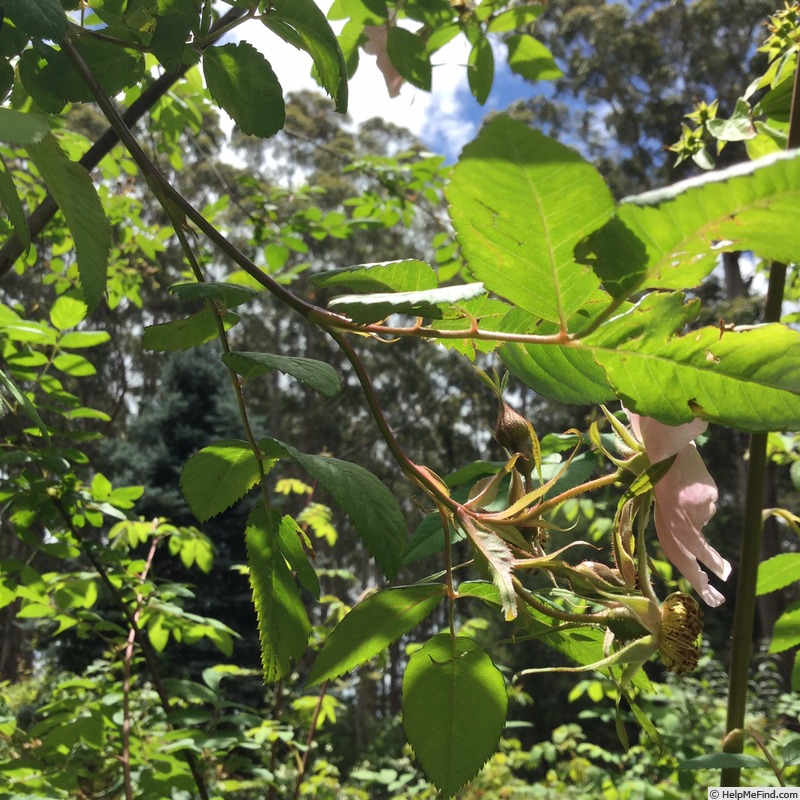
[328,283,486,324]
[246,505,311,682]
[168,281,261,309]
[150,9,195,72]
[37,37,144,103]
[261,0,348,113]
[0,368,51,443]
[580,295,800,431]
[203,42,285,139]
[467,36,494,105]
[0,153,30,251]
[583,149,800,299]
[222,351,342,399]
[27,134,111,312]
[3,0,67,40]
[307,584,445,686]
[141,309,240,351]
[180,440,269,522]
[680,753,770,771]
[387,27,431,91]
[267,439,407,580]
[505,34,563,81]
[49,296,87,331]
[311,259,438,293]
[447,116,614,327]
[504,291,800,431]
[276,515,320,599]
[403,634,507,798]
[0,107,49,146]
[501,337,615,406]
[757,553,800,595]
[768,605,800,654]
[466,525,517,621]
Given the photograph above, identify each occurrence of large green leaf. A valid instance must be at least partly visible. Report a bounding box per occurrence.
[311,259,438,293]
[222,351,342,398]
[203,42,285,139]
[261,0,348,113]
[580,294,800,431]
[267,440,407,579]
[27,134,111,311]
[307,584,445,686]
[246,506,311,682]
[447,116,614,327]
[583,149,800,299]
[4,0,67,40]
[180,440,265,522]
[328,283,486,323]
[403,634,507,798]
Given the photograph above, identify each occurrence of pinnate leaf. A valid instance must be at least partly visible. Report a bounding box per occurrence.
[447,116,614,327]
[267,440,407,579]
[403,634,507,797]
[307,584,445,686]
[180,440,266,522]
[246,506,311,682]
[222,351,342,398]
[203,42,285,139]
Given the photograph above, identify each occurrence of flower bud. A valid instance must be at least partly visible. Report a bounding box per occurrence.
[495,402,535,484]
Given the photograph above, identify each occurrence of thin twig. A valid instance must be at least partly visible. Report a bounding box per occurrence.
[292,682,330,800]
[122,532,161,800]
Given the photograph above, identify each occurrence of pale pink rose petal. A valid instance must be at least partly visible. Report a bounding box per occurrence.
[632,413,708,464]
[653,446,731,607]
[363,20,404,98]
[627,412,731,606]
